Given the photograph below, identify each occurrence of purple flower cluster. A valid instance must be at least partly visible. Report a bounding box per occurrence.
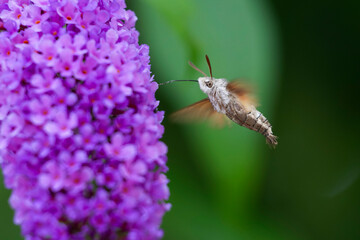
[0,1,170,239]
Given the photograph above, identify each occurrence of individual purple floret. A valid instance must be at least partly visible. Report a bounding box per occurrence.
[0,1,170,239]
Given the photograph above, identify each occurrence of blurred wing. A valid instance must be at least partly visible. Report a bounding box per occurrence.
[226,80,258,109]
[171,98,229,128]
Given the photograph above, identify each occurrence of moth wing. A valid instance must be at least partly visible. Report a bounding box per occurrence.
[171,98,230,128]
[226,80,258,110]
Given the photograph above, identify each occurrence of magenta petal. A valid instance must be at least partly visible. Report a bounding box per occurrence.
[111,132,124,145]
[120,144,137,161]
[38,174,51,189]
[44,122,58,135]
[0,106,9,121]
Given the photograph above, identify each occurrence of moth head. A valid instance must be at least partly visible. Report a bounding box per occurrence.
[198,77,215,94]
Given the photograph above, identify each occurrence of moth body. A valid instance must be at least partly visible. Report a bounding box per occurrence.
[198,76,277,147]
[170,55,278,147]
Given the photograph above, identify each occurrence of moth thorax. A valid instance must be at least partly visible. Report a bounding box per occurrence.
[209,81,230,114]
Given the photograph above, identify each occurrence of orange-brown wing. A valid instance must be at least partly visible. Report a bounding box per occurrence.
[171,98,229,128]
[226,80,258,109]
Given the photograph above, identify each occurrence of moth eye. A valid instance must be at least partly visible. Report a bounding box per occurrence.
[205,81,213,88]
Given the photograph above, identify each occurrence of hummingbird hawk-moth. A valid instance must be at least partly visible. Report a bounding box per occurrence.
[161,55,278,147]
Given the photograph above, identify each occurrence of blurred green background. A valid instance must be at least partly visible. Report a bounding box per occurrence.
[1,0,359,239]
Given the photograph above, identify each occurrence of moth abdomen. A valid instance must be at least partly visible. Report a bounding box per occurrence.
[264,132,278,147]
[225,104,278,147]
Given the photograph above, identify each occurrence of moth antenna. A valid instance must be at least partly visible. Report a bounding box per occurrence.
[188,61,207,77]
[205,54,213,79]
[159,80,198,86]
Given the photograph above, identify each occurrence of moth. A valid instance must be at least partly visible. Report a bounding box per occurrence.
[161,55,278,147]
